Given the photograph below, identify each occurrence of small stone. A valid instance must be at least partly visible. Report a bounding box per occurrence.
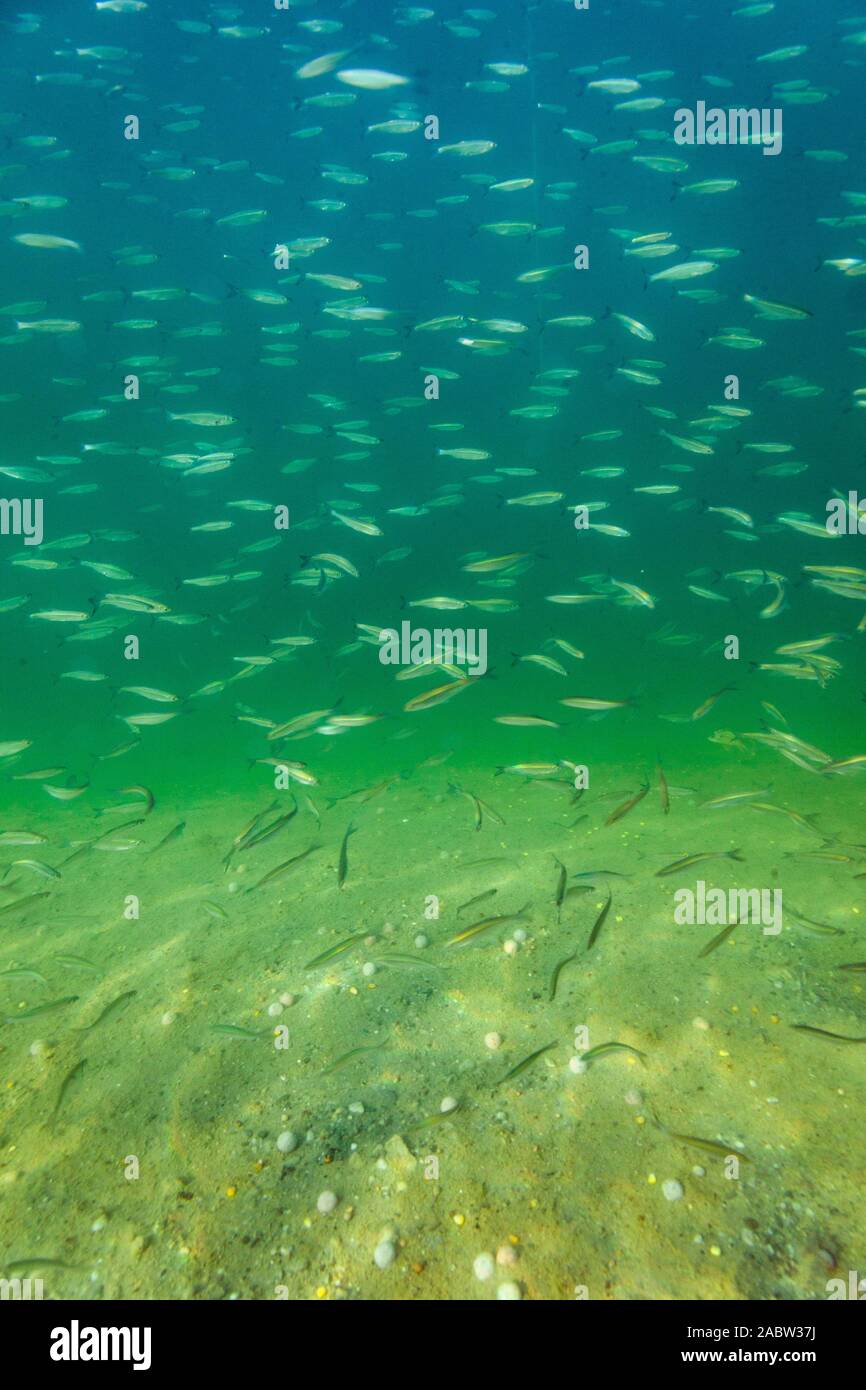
[512,927,527,943]
[440,1095,458,1113]
[569,1055,587,1075]
[267,1002,283,1017]
[276,1131,297,1154]
[160,1011,176,1027]
[503,939,518,956]
[624,1088,643,1106]
[348,1101,365,1116]
[473,1252,495,1281]
[497,1281,522,1301]
[496,1244,517,1267]
[361,961,376,977]
[279,993,296,1007]
[374,1239,396,1269]
[662,1179,684,1202]
[317,1190,338,1214]
[484,1032,502,1051]
[414,933,429,949]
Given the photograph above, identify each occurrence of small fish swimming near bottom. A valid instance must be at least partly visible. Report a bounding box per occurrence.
[495,1039,558,1087]
[578,1040,647,1067]
[586,892,612,951]
[791,1024,866,1044]
[51,1057,88,1121]
[651,1110,751,1164]
[655,849,744,877]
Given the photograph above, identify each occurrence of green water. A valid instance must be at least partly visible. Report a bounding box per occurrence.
[0,0,864,1302]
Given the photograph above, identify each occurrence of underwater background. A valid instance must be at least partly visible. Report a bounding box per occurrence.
[0,0,865,1301]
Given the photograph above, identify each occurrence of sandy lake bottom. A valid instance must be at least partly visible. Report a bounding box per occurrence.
[1,748,864,1302]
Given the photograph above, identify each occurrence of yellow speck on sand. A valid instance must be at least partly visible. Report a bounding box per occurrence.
[647,1173,656,1184]
[226,1186,237,1198]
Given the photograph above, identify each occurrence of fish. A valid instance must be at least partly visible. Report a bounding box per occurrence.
[656,758,670,815]
[697,922,739,958]
[586,893,612,951]
[305,932,370,969]
[445,905,531,948]
[4,995,79,1022]
[77,990,136,1031]
[457,888,498,916]
[791,1025,866,1044]
[247,845,319,892]
[495,1040,558,1086]
[578,1041,647,1067]
[652,1112,751,1163]
[320,1040,389,1074]
[337,823,357,888]
[148,821,185,855]
[211,1023,272,1040]
[449,784,505,831]
[699,789,771,809]
[553,857,567,911]
[605,784,649,826]
[50,1058,88,1120]
[656,850,744,877]
[549,952,577,1001]
[560,697,632,711]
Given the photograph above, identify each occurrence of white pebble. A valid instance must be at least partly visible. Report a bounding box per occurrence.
[160,1011,176,1027]
[484,1032,502,1051]
[473,1252,495,1281]
[440,1095,458,1114]
[624,1088,643,1106]
[317,1190,338,1214]
[569,1055,587,1075]
[279,993,296,1007]
[267,1002,283,1017]
[227,881,240,894]
[361,961,376,977]
[348,1102,365,1116]
[662,1179,684,1202]
[496,1244,517,1267]
[276,1131,297,1155]
[503,939,518,956]
[512,927,528,943]
[374,1239,396,1269]
[497,1281,522,1301]
[414,933,429,949]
